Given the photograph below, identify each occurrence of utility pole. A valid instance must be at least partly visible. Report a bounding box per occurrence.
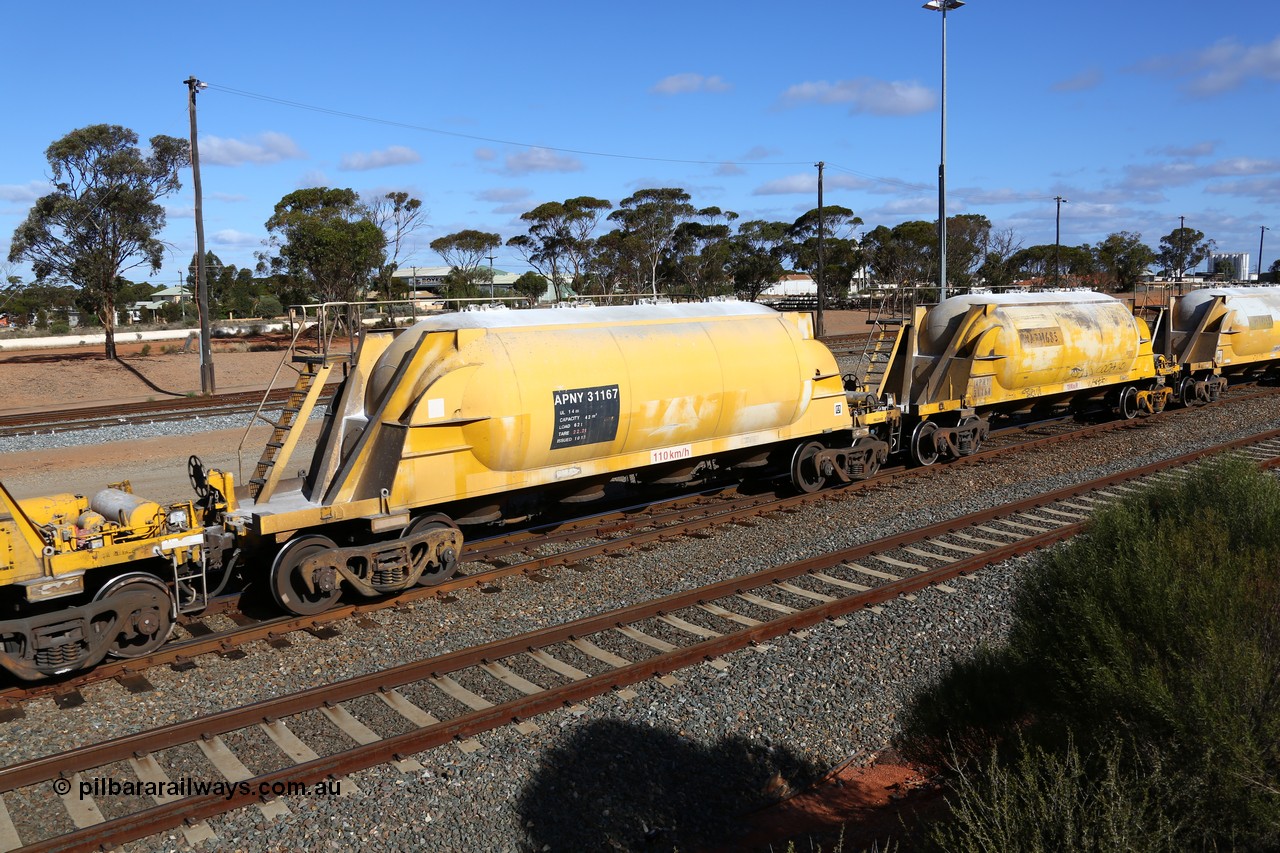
[184,76,215,394]
[815,161,825,338]
[1178,215,1186,283]
[486,253,497,300]
[1054,196,1068,288]
[1259,226,1270,281]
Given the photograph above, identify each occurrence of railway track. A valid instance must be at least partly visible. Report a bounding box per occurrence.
[3,386,1273,713]
[0,389,335,440]
[4,428,1279,851]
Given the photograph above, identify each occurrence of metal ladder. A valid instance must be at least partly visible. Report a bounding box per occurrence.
[246,361,331,501]
[853,289,911,397]
[239,303,357,504]
[173,551,209,614]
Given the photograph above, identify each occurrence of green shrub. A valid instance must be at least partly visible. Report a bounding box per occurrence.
[904,456,1280,849]
[139,343,152,357]
[931,737,1183,853]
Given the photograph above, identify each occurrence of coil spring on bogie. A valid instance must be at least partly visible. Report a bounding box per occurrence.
[34,642,84,669]
[372,555,408,588]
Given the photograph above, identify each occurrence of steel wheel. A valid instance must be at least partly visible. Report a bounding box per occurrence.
[910,421,940,467]
[402,514,461,587]
[790,441,827,494]
[1178,376,1197,407]
[93,573,175,659]
[1118,386,1139,420]
[271,534,340,616]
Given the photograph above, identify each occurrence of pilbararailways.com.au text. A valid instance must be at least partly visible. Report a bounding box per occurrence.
[57,776,342,800]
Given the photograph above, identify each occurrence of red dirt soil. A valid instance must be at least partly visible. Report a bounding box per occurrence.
[711,756,944,852]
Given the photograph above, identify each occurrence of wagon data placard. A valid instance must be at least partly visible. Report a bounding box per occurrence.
[551,384,620,449]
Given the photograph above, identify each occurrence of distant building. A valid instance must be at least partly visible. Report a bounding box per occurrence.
[760,274,816,298]
[1209,252,1250,281]
[390,266,522,297]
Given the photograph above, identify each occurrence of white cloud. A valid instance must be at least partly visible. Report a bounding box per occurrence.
[950,187,1043,206]
[503,147,584,176]
[212,229,261,247]
[298,170,329,188]
[715,163,746,176]
[473,148,498,162]
[0,181,46,202]
[741,146,779,160]
[1204,176,1280,197]
[1149,141,1218,158]
[165,205,194,219]
[201,132,305,166]
[476,187,531,203]
[1051,67,1103,93]
[779,78,935,116]
[753,173,870,195]
[1120,156,1280,190]
[339,145,421,171]
[1137,35,1280,96]
[650,73,732,95]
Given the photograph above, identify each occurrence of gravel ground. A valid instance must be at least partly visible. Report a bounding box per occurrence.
[0,407,325,455]
[1,392,1278,851]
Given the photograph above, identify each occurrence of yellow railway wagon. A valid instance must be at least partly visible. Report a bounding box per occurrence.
[1171,286,1280,380]
[0,480,207,679]
[232,302,851,614]
[913,291,1161,414]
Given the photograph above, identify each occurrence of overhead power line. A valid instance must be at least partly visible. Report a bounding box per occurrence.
[204,82,815,168]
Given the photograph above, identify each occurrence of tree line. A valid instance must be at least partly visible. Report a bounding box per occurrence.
[7,123,1270,357]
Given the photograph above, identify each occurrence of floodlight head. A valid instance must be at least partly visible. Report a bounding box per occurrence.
[922,0,965,9]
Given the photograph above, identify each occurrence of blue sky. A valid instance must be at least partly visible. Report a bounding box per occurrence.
[2,1,1278,287]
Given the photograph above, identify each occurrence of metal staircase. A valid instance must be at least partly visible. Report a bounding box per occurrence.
[239,302,362,504]
[852,289,913,398]
[246,360,334,501]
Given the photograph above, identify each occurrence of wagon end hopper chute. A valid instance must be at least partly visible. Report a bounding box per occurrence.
[1170,286,1280,383]
[246,302,851,537]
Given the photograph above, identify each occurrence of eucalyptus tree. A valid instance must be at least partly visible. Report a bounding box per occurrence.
[668,207,738,298]
[786,206,864,296]
[945,214,993,290]
[585,229,646,299]
[863,221,937,287]
[1093,232,1155,292]
[430,229,501,294]
[366,191,426,300]
[1157,226,1213,280]
[257,187,386,305]
[1006,244,1096,283]
[607,188,696,297]
[561,196,613,288]
[507,201,573,302]
[512,271,548,303]
[729,220,790,301]
[8,124,189,357]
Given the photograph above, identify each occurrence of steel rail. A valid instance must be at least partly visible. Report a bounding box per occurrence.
[6,425,1279,795]
[10,430,1280,851]
[2,387,1274,708]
